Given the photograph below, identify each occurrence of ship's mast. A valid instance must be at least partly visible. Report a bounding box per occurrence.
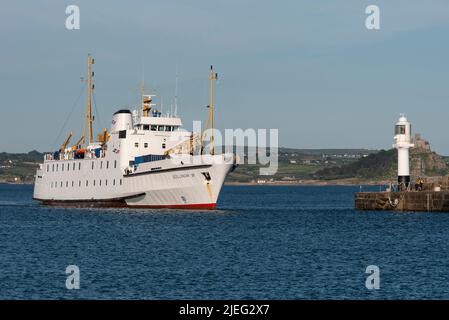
[86,54,95,145]
[209,65,218,155]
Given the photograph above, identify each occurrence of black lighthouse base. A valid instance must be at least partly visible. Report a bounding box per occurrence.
[398,175,410,188]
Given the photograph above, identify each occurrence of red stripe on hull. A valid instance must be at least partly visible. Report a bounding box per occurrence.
[34,198,216,210]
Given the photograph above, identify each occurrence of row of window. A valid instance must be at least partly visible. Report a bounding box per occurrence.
[50,178,123,189]
[137,125,176,132]
[134,142,149,148]
[47,160,118,173]
[133,142,166,149]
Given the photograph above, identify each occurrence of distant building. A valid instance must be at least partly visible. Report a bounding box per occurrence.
[410,133,447,178]
[413,133,431,151]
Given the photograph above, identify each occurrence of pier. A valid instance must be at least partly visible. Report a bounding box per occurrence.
[355,114,449,212]
[355,189,449,212]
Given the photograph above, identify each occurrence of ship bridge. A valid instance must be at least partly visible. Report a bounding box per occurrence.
[130,89,184,132]
[134,115,182,132]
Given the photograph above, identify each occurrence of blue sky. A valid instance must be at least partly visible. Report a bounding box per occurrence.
[1,0,449,153]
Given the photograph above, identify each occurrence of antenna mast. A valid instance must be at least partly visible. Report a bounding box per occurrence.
[140,79,145,112]
[175,66,178,117]
[160,96,164,115]
[209,65,218,155]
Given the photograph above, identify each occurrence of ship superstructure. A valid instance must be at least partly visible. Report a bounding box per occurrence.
[33,55,235,209]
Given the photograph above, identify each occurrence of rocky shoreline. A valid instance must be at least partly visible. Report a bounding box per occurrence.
[225,179,389,186]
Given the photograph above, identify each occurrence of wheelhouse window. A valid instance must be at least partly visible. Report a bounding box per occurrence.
[158,125,165,131]
[143,124,150,130]
[151,125,157,131]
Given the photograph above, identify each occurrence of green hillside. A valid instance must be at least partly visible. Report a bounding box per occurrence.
[313,147,449,182]
[313,149,396,180]
[0,151,43,183]
[227,148,376,182]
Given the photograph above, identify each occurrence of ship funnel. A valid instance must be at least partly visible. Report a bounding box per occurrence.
[111,109,133,133]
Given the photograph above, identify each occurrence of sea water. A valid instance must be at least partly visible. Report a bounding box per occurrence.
[1,184,449,299]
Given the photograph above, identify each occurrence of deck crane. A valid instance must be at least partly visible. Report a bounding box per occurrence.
[71,135,85,151]
[60,131,73,153]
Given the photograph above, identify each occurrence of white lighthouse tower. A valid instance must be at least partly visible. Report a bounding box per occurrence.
[393,114,414,187]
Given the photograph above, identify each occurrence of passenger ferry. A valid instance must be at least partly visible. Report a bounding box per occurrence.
[33,55,236,209]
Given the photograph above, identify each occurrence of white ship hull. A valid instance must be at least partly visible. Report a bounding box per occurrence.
[33,57,232,210]
[33,154,235,209]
